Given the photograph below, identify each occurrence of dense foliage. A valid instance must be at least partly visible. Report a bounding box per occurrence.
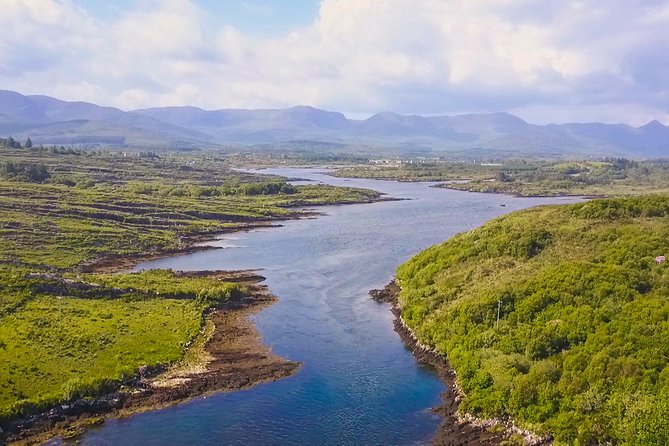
[396,195,669,445]
[0,136,26,149]
[0,162,50,183]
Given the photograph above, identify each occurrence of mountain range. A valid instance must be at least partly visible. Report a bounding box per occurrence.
[0,89,667,157]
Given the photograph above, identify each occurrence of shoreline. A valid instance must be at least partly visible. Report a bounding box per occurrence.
[330,171,599,199]
[5,271,301,445]
[4,196,388,444]
[79,196,399,275]
[370,281,552,446]
[433,183,601,199]
[79,221,285,274]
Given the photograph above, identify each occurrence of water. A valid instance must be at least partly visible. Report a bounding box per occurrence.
[75,169,579,446]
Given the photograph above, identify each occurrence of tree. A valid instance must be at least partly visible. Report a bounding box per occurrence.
[496,171,514,182]
[0,162,50,182]
[25,137,32,149]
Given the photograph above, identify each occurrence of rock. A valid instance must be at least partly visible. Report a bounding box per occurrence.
[369,280,399,303]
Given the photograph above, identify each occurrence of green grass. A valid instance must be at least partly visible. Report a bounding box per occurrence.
[396,195,669,445]
[334,162,502,182]
[0,295,202,416]
[0,151,379,269]
[86,269,247,304]
[0,268,250,419]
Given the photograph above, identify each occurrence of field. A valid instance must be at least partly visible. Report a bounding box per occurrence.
[0,147,381,425]
[334,159,669,197]
[396,195,669,445]
[0,148,380,269]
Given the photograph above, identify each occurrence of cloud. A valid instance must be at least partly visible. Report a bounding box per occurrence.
[0,0,96,76]
[0,0,667,124]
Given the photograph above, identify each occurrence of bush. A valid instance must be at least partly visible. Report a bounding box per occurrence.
[0,162,50,183]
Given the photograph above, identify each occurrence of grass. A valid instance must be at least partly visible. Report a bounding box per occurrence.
[0,150,379,269]
[0,267,249,419]
[0,295,202,414]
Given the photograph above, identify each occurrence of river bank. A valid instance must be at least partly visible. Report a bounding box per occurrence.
[79,221,285,274]
[4,270,300,445]
[434,183,600,199]
[370,281,552,446]
[2,190,395,444]
[3,189,395,444]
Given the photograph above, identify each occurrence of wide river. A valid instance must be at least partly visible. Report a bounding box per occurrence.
[74,169,579,446]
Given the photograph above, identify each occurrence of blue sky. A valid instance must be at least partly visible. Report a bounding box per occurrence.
[0,0,668,125]
[78,0,321,36]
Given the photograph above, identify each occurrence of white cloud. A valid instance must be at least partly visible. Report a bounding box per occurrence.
[0,0,667,124]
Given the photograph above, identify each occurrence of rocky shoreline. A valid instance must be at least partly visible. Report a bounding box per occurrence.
[370,281,552,446]
[4,271,300,445]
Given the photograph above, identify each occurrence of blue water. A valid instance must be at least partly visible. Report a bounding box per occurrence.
[72,169,580,446]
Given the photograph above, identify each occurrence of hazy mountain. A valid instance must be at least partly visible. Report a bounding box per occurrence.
[0,90,50,124]
[0,90,210,148]
[28,95,124,122]
[133,105,350,142]
[0,89,667,157]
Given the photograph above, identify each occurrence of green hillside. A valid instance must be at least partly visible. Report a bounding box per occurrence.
[396,195,669,445]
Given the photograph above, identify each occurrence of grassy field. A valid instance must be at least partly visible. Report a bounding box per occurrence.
[0,149,380,269]
[0,147,381,424]
[396,195,669,445]
[0,266,247,419]
[334,159,669,197]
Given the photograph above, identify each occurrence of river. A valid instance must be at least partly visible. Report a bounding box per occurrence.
[73,169,580,446]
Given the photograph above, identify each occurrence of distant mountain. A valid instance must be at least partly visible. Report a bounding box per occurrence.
[0,90,211,148]
[27,95,125,122]
[0,89,667,157]
[0,90,51,124]
[133,104,350,143]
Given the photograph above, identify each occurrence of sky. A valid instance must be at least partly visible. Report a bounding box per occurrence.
[0,0,668,125]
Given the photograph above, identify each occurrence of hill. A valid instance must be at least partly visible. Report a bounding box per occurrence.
[0,90,668,156]
[396,196,669,445]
